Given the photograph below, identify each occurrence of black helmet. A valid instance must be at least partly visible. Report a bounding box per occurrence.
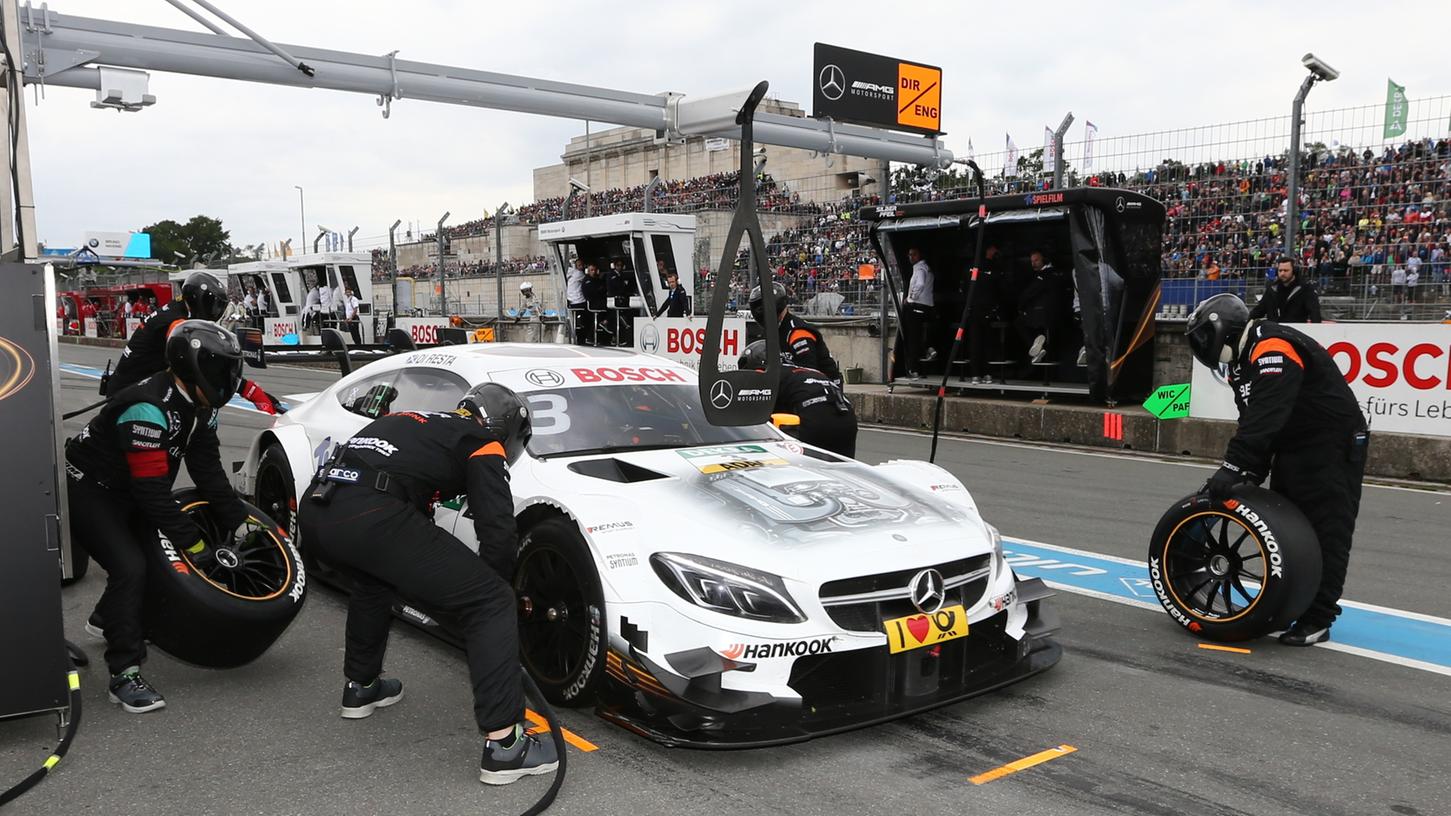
[739,340,769,371]
[181,272,228,322]
[166,319,243,407]
[457,382,532,465]
[1186,294,1250,370]
[748,281,788,323]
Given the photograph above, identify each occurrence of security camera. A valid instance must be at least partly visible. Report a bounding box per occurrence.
[1301,53,1339,82]
[568,177,590,193]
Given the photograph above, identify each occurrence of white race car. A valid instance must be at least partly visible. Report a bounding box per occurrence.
[236,343,1060,746]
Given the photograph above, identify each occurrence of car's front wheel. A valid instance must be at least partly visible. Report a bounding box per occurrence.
[514,518,606,707]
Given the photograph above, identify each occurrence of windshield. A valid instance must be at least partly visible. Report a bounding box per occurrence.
[524,383,775,458]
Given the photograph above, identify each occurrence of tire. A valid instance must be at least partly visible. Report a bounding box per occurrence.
[254,444,307,564]
[141,488,308,668]
[513,518,606,707]
[1148,486,1321,642]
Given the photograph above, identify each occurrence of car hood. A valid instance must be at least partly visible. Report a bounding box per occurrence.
[527,441,990,583]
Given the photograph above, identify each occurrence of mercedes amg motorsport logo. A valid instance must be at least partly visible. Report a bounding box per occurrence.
[909,568,947,614]
[709,378,733,409]
[818,64,845,100]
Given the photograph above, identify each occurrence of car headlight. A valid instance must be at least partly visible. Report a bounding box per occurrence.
[650,552,806,623]
[983,522,1005,575]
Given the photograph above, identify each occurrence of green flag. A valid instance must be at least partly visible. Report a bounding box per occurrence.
[1384,79,1408,139]
[1143,383,1191,420]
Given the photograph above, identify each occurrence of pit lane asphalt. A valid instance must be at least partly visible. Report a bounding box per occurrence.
[4,343,1447,816]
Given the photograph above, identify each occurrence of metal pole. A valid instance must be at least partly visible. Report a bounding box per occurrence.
[347,226,358,252]
[161,0,228,36]
[643,175,662,213]
[185,0,315,76]
[294,185,305,248]
[388,218,401,278]
[436,211,449,316]
[1,0,38,260]
[585,120,592,217]
[495,202,507,322]
[1286,75,1316,262]
[1052,111,1073,189]
[313,226,327,253]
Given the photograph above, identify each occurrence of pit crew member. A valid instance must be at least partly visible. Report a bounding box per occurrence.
[749,281,843,387]
[740,340,858,457]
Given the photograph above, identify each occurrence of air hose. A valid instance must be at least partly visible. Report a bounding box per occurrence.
[517,669,567,816]
[0,669,83,808]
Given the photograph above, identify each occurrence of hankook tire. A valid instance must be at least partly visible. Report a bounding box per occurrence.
[514,518,606,707]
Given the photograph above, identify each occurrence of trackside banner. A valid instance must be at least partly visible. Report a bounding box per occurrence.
[633,316,745,371]
[1189,322,1451,437]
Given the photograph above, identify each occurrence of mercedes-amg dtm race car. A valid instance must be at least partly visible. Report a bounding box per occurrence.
[235,343,1061,746]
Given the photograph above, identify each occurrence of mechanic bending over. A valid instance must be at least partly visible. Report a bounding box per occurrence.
[1186,293,1369,646]
[65,321,252,712]
[105,271,286,414]
[749,281,843,387]
[739,340,858,458]
[298,384,558,785]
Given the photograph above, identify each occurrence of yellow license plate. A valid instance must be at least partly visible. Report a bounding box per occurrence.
[883,604,969,654]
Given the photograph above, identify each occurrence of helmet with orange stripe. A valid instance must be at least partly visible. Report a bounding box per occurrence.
[457,382,532,465]
[1186,293,1250,371]
[748,281,789,325]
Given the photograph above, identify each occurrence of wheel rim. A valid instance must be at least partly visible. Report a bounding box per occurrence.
[1163,511,1266,622]
[515,545,592,685]
[180,501,294,601]
[256,463,293,539]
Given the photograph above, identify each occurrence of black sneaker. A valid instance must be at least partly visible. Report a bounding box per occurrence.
[84,612,105,640]
[108,669,166,713]
[479,725,560,786]
[1279,622,1331,647]
[340,677,403,719]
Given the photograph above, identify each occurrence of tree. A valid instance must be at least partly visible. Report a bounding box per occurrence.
[140,215,231,265]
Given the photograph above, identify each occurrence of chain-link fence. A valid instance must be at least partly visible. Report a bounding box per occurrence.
[390,93,1451,322]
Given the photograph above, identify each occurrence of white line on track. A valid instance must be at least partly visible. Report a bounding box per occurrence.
[859,426,1451,495]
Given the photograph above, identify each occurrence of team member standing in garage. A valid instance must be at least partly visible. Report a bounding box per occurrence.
[749,281,843,387]
[740,340,858,457]
[66,321,251,712]
[299,383,558,785]
[105,271,286,414]
[1186,293,1368,646]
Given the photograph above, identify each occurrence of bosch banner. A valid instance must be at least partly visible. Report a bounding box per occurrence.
[1189,323,1451,437]
[633,316,746,370]
[812,43,942,135]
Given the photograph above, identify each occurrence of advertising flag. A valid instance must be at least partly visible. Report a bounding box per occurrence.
[1384,79,1407,139]
[1084,121,1098,169]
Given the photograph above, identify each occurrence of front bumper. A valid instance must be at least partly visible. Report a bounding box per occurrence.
[598,576,1061,748]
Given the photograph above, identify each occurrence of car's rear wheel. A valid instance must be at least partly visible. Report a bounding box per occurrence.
[514,518,605,707]
[1149,486,1321,642]
[141,489,308,668]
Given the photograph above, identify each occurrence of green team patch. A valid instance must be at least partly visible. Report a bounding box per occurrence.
[117,402,168,430]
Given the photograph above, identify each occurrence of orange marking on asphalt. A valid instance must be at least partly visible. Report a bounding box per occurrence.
[524,707,599,752]
[969,744,1077,785]
[1197,643,1253,655]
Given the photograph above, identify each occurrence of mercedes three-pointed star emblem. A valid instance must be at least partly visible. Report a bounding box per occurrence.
[818,64,845,101]
[909,568,947,614]
[709,378,734,410]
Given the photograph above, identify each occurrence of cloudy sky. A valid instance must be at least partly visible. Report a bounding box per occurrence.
[26,1,1449,253]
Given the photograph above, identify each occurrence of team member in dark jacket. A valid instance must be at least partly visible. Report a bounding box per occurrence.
[740,341,857,457]
[1250,257,1322,323]
[578,263,608,346]
[1187,294,1368,646]
[655,270,690,318]
[1014,251,1068,363]
[107,272,285,414]
[66,321,250,712]
[299,383,557,785]
[749,281,843,387]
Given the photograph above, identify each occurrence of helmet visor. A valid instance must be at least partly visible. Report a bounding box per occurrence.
[197,350,243,403]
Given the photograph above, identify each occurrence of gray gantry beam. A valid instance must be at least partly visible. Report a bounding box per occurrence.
[19,5,955,167]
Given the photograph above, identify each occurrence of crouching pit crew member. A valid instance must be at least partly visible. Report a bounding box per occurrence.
[65,320,251,712]
[1186,293,1369,646]
[106,271,286,414]
[740,340,858,458]
[749,281,843,387]
[299,383,558,785]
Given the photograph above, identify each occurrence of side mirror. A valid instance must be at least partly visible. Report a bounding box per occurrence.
[385,327,416,352]
[234,326,266,369]
[320,328,352,376]
[770,413,801,428]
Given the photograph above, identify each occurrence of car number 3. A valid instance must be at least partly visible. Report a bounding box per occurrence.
[526,394,570,435]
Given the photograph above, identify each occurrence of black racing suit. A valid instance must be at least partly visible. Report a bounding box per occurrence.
[1223,320,1368,628]
[65,374,247,674]
[1013,264,1068,355]
[298,410,522,733]
[1249,276,1323,323]
[779,312,843,387]
[777,366,857,457]
[107,300,281,413]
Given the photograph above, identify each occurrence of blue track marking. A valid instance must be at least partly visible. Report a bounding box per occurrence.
[1004,538,1451,677]
[59,362,285,415]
